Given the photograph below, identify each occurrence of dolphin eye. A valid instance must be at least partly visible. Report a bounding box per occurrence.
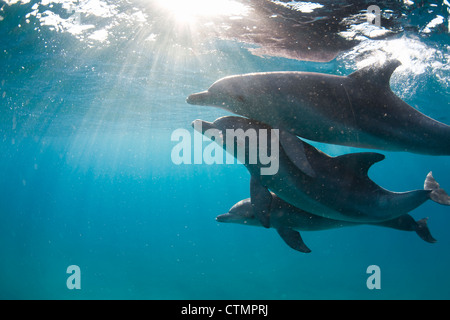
[236,95,245,103]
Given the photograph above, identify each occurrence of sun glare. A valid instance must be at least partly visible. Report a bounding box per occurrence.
[155,0,250,23]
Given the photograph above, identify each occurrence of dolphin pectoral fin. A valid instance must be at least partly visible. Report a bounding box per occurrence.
[250,175,272,229]
[278,130,316,178]
[424,172,450,206]
[415,218,437,244]
[277,227,312,253]
[335,152,385,177]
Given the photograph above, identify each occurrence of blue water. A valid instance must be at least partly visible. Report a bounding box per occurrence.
[1,0,449,299]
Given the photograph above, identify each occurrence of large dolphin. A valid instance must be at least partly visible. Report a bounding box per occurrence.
[193,116,450,227]
[217,193,437,253]
[187,60,450,155]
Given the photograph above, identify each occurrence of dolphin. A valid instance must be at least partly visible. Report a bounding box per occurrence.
[193,116,450,227]
[187,60,450,155]
[217,193,437,253]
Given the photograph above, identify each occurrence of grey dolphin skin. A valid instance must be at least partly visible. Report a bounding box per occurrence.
[187,60,450,155]
[193,116,450,226]
[217,193,436,253]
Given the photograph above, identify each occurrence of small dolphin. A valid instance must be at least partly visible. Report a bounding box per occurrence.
[187,60,450,155]
[217,193,437,253]
[193,116,450,226]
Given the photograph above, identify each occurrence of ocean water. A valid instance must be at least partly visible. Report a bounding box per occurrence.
[0,0,449,300]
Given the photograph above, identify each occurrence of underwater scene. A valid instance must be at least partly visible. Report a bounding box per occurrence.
[0,0,449,300]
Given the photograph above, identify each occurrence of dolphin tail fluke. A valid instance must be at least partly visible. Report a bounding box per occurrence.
[415,218,437,243]
[424,172,450,206]
[277,227,312,253]
[373,215,437,243]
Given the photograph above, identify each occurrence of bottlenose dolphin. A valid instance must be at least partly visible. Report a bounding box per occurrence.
[193,116,450,227]
[217,193,437,253]
[187,60,450,155]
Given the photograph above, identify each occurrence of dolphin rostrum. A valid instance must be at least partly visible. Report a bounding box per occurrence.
[194,116,450,227]
[187,60,450,155]
[217,193,437,253]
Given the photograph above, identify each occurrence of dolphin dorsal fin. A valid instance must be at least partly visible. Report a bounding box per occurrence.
[335,152,385,177]
[348,59,402,88]
[278,130,316,178]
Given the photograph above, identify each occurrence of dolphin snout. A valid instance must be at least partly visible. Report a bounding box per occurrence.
[191,119,203,130]
[191,119,217,135]
[186,91,211,106]
[216,213,230,222]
